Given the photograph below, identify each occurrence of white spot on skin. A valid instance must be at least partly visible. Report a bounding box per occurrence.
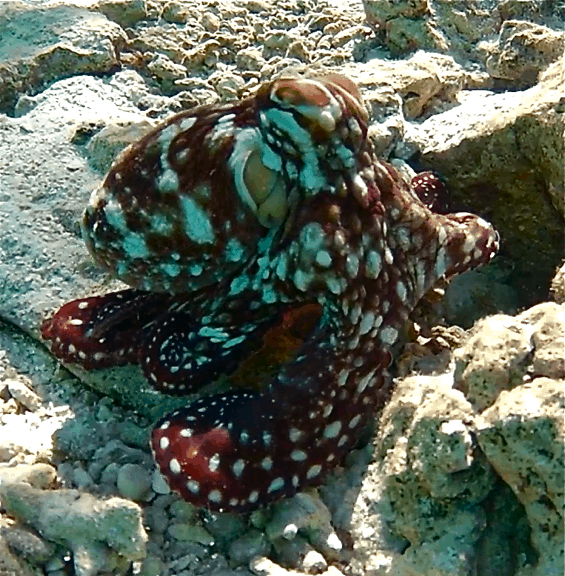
[345,253,359,278]
[169,458,181,474]
[316,250,332,267]
[78,301,90,309]
[356,370,376,394]
[229,128,264,213]
[326,276,343,294]
[350,303,362,325]
[261,456,273,470]
[187,479,199,493]
[380,326,398,346]
[365,250,382,279]
[232,459,245,478]
[337,370,349,387]
[291,450,307,461]
[337,435,348,447]
[289,428,303,442]
[267,477,285,493]
[69,318,83,326]
[306,464,322,479]
[159,437,169,450]
[323,421,342,439]
[248,490,259,503]
[435,246,448,277]
[358,311,375,335]
[349,415,362,428]
[180,117,197,131]
[209,453,221,473]
[180,428,193,437]
[208,489,222,503]
[293,269,314,292]
[396,280,407,301]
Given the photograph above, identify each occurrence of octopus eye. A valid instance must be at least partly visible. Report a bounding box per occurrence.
[242,148,288,228]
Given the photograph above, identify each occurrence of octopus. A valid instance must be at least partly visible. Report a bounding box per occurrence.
[42,74,499,512]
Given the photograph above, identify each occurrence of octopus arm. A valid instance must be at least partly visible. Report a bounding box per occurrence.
[41,289,172,370]
[151,317,384,512]
[139,294,306,396]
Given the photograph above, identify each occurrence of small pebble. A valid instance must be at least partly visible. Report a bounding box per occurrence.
[167,523,214,545]
[6,380,42,411]
[302,549,327,573]
[44,555,66,572]
[72,466,93,489]
[0,525,54,564]
[152,468,170,495]
[138,554,164,576]
[99,462,120,488]
[117,463,152,501]
[228,528,271,565]
[144,505,168,534]
[168,499,196,522]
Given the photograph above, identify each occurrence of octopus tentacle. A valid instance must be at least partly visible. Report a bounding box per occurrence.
[41,290,171,369]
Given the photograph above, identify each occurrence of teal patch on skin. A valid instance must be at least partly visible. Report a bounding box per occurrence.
[275,253,288,280]
[157,168,179,193]
[190,262,203,276]
[151,214,173,234]
[123,233,149,258]
[229,275,250,295]
[260,109,326,193]
[198,326,229,340]
[162,262,180,277]
[300,222,325,254]
[103,196,128,232]
[334,144,355,168]
[180,196,215,244]
[225,238,246,263]
[262,285,277,303]
[224,335,246,348]
[260,141,283,172]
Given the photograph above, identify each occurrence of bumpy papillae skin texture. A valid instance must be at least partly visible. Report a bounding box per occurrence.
[42,74,499,512]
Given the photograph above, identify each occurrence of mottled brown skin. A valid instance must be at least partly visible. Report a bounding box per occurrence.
[42,74,499,512]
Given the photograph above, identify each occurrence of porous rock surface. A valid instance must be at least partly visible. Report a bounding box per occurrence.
[0,1,563,575]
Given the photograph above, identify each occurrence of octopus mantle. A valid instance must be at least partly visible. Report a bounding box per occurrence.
[42,74,499,512]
